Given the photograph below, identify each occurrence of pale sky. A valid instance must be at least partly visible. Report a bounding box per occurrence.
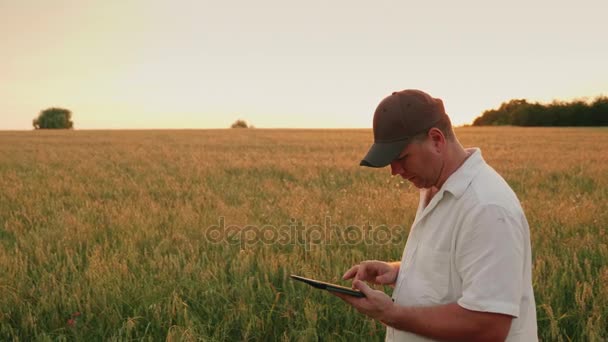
[1,0,607,130]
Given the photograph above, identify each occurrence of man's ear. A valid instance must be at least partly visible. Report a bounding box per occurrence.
[428,128,445,152]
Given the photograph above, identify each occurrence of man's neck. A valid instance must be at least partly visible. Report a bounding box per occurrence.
[432,142,469,191]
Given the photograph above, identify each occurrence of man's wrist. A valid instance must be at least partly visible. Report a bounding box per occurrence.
[379,302,403,328]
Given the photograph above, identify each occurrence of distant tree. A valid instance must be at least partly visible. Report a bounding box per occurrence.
[33,107,74,129]
[590,96,608,126]
[472,96,608,126]
[230,119,250,128]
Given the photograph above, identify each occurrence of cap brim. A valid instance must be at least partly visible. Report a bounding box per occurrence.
[360,139,409,168]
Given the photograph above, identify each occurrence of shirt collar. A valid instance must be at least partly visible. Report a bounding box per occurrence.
[441,148,485,199]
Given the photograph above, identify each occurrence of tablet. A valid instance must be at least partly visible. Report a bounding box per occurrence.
[290,274,365,297]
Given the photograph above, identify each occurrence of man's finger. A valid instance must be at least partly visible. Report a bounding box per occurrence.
[343,265,359,280]
[375,272,393,284]
[353,280,373,296]
[331,291,356,305]
[353,264,368,283]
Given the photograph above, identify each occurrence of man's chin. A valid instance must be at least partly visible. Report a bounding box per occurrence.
[398,175,425,189]
[406,177,421,189]
[406,177,425,189]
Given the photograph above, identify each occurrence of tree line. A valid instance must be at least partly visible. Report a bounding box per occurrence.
[31,98,608,129]
[32,108,254,129]
[472,96,608,126]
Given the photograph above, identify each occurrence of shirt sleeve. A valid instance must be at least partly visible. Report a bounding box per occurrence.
[455,204,525,317]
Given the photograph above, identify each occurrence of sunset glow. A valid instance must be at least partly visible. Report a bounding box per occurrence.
[2,0,607,130]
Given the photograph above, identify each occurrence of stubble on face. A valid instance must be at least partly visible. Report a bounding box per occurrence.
[392,140,444,190]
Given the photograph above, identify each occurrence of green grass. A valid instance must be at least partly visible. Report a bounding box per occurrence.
[0,127,607,341]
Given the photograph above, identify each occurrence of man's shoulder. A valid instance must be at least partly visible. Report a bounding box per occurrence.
[464,163,523,215]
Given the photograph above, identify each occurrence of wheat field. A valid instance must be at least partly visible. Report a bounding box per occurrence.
[0,127,607,341]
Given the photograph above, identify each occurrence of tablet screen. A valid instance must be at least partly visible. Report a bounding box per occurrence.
[290,274,365,297]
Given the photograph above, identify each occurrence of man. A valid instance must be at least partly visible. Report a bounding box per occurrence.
[333,90,538,341]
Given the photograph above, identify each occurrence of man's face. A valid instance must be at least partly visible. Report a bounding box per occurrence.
[389,136,442,189]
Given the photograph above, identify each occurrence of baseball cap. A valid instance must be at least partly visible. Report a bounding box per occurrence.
[360,89,447,168]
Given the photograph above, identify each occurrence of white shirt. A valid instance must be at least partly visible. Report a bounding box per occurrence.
[387,148,538,342]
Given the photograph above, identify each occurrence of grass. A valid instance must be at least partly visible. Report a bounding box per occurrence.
[0,127,607,341]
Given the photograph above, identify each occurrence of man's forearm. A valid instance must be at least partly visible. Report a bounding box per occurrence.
[380,302,511,342]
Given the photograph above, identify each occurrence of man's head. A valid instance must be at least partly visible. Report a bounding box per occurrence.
[360,89,453,168]
[360,89,458,188]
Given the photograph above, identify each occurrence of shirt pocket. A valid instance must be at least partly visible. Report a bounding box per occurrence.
[414,244,451,303]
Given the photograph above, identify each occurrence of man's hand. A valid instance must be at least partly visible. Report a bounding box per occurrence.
[334,285,513,342]
[332,280,395,322]
[342,260,400,286]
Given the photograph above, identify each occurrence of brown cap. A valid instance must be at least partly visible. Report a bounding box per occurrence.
[360,89,447,168]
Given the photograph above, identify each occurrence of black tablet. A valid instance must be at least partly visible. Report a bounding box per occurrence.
[290,274,365,298]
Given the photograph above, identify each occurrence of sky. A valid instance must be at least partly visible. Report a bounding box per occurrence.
[1,0,607,130]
